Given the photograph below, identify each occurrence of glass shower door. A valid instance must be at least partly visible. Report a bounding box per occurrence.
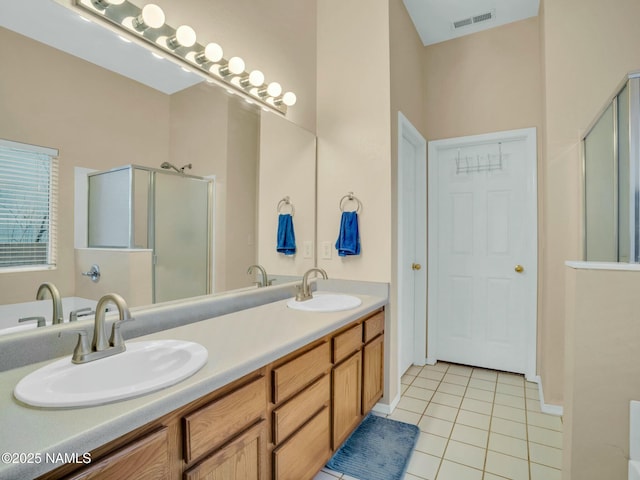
[153,173,211,303]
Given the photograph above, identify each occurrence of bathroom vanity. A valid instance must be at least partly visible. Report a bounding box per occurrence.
[0,290,386,480]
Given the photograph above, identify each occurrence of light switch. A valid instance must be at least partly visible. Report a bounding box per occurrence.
[321,241,332,259]
[303,241,313,259]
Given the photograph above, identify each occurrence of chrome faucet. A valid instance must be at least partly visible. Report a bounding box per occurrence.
[64,293,133,364]
[36,282,64,325]
[247,264,272,287]
[295,268,328,302]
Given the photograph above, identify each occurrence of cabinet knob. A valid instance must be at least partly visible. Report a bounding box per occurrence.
[515,264,524,273]
[411,263,422,271]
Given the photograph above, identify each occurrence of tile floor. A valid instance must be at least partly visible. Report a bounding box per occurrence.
[314,362,563,480]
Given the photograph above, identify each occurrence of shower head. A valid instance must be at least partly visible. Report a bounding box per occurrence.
[160,162,193,173]
[160,162,181,173]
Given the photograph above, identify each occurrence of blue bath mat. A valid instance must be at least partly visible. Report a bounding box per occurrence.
[326,413,420,480]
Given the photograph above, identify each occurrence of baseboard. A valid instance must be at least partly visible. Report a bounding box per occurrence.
[372,392,401,415]
[530,375,564,416]
[425,357,437,365]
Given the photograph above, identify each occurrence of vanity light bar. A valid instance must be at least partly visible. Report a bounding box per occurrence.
[74,0,297,114]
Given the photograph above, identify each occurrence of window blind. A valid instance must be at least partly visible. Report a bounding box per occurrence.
[0,139,59,269]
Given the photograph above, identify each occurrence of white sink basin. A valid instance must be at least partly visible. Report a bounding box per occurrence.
[14,340,208,408]
[287,293,362,312]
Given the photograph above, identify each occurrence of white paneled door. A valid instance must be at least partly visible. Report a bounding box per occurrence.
[427,128,537,377]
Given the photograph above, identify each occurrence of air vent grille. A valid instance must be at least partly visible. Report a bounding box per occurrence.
[452,10,495,30]
[453,18,473,29]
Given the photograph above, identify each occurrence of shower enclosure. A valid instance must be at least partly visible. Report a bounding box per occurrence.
[583,73,640,262]
[87,165,213,303]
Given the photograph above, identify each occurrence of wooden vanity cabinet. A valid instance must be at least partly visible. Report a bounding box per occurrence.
[36,307,385,480]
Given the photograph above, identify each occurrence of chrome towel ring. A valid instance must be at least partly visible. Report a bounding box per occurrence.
[277,196,295,216]
[339,192,362,213]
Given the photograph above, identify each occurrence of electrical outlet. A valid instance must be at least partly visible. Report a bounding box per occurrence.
[303,241,313,259]
[321,241,332,259]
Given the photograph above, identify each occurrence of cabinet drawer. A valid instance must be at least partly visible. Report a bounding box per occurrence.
[184,420,267,480]
[183,376,266,463]
[363,310,384,343]
[272,342,331,404]
[333,323,363,364]
[273,406,331,480]
[273,374,330,444]
[67,428,168,480]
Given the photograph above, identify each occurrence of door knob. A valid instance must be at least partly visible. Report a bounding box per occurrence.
[412,263,422,271]
[514,264,524,273]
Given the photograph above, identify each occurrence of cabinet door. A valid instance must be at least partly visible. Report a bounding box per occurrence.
[273,406,331,480]
[332,351,362,449]
[67,428,169,480]
[362,334,384,413]
[184,420,267,480]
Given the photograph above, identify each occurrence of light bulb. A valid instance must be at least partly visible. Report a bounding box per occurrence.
[228,57,245,75]
[240,70,264,88]
[248,70,264,87]
[220,56,245,76]
[266,82,282,97]
[91,0,125,9]
[195,43,223,64]
[132,4,165,30]
[282,92,297,106]
[168,25,196,49]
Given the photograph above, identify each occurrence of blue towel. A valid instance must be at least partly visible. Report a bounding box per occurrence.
[335,211,361,256]
[277,213,296,255]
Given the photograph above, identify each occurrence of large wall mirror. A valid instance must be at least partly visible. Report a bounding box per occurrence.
[0,0,316,330]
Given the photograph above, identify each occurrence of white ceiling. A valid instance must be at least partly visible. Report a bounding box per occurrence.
[403,0,540,46]
[0,0,203,95]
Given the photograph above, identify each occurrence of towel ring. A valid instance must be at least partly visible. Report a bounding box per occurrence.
[277,196,295,216]
[339,192,362,213]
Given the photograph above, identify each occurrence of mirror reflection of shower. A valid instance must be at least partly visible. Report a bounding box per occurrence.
[160,162,192,173]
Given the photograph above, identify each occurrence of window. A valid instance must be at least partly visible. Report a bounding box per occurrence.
[0,139,59,270]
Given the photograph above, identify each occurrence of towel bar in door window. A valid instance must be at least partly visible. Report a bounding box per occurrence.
[277,196,295,216]
[339,192,362,213]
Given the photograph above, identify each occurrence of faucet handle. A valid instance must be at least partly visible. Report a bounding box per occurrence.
[109,317,134,348]
[18,316,46,328]
[69,307,94,322]
[59,329,91,364]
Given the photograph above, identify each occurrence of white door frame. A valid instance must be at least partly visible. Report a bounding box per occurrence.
[397,112,428,371]
[427,127,538,380]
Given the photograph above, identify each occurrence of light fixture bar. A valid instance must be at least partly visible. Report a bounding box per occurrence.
[73,0,295,114]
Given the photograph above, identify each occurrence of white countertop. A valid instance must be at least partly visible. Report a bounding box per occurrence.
[0,291,386,480]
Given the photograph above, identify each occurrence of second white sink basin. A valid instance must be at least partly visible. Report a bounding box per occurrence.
[14,340,208,408]
[287,293,362,312]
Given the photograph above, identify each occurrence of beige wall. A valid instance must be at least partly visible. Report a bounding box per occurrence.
[258,113,316,278]
[316,0,393,404]
[564,266,640,479]
[423,17,542,141]
[541,0,640,405]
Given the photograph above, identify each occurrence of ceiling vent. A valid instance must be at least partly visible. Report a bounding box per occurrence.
[452,9,496,30]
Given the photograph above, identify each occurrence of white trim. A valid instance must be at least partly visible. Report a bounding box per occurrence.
[427,127,538,379]
[529,375,564,417]
[372,392,401,415]
[565,260,640,271]
[397,112,428,368]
